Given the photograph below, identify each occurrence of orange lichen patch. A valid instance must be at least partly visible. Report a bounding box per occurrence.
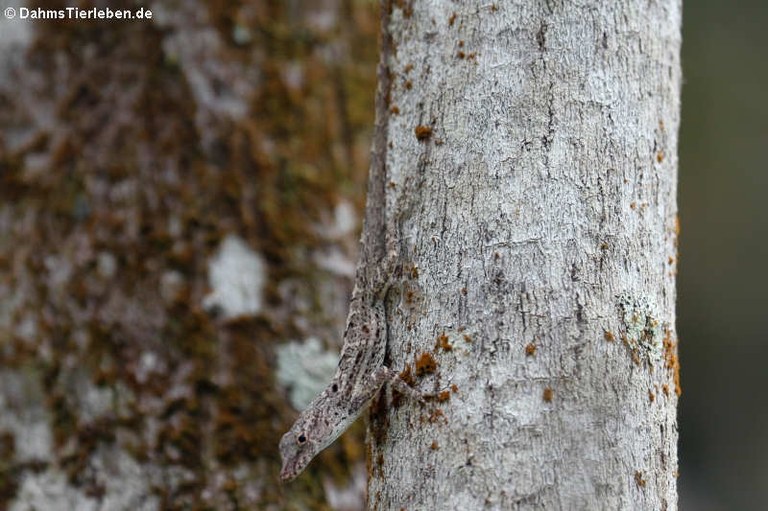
[399,363,415,387]
[450,384,459,393]
[448,12,457,26]
[457,51,466,59]
[668,256,676,265]
[462,334,473,343]
[662,384,670,397]
[634,471,646,488]
[543,387,554,403]
[428,408,445,424]
[630,201,637,210]
[396,0,413,18]
[673,215,681,236]
[415,352,437,377]
[436,332,453,352]
[525,343,537,356]
[663,328,682,396]
[649,390,656,403]
[656,151,665,163]
[403,63,414,73]
[430,440,439,450]
[604,330,615,342]
[404,80,413,90]
[390,105,400,114]
[437,390,451,403]
[414,124,432,141]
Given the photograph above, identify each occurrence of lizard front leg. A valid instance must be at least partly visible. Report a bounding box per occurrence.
[354,366,426,411]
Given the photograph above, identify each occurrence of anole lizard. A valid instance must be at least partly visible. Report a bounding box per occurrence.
[278,247,420,482]
[278,3,422,480]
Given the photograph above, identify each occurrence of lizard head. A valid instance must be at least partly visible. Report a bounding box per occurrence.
[279,402,335,482]
[279,387,359,482]
[279,422,315,482]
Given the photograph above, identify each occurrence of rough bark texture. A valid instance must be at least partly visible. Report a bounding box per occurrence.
[367,1,681,509]
[0,1,380,509]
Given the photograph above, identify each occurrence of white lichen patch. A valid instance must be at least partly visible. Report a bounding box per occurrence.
[70,370,114,423]
[11,447,160,511]
[313,199,358,240]
[136,350,164,384]
[323,463,367,511]
[202,235,266,319]
[14,313,37,342]
[232,24,252,45]
[0,0,33,90]
[0,370,53,463]
[311,200,358,276]
[90,447,160,511]
[152,2,257,143]
[332,200,357,237]
[617,294,664,364]
[281,61,304,91]
[276,337,338,410]
[97,251,118,279]
[43,254,73,290]
[11,469,99,511]
[313,247,356,277]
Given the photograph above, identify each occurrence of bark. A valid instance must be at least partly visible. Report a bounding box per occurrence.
[367,1,681,510]
[0,1,379,509]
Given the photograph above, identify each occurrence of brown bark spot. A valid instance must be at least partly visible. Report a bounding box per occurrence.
[414,124,432,141]
[415,352,437,377]
[436,333,453,351]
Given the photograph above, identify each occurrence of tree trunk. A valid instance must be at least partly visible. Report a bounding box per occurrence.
[368,1,681,509]
[0,2,379,509]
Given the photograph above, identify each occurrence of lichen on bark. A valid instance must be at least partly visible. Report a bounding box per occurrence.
[0,1,380,508]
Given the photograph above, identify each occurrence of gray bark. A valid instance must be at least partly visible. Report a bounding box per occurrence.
[368,1,681,510]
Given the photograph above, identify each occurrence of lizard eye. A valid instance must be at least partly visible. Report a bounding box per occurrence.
[297,433,307,444]
[331,383,338,392]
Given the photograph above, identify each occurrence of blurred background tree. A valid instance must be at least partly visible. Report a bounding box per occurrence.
[0,1,380,509]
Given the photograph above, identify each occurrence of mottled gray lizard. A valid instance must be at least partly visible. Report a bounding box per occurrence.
[277,4,424,479]
[278,245,422,482]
